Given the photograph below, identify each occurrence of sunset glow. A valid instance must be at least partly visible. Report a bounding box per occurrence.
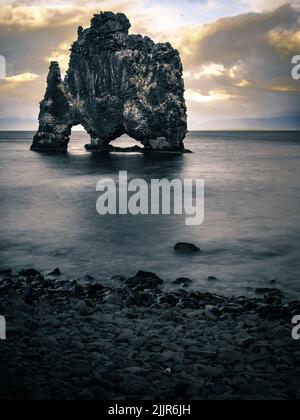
[0,0,299,129]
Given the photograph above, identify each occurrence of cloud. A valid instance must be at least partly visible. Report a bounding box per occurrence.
[0,72,40,98]
[45,41,72,72]
[235,79,252,87]
[166,4,300,125]
[268,28,300,57]
[242,0,300,12]
[4,72,39,83]
[185,88,235,102]
[0,5,85,31]
[171,4,299,67]
[265,83,300,93]
[185,63,226,80]
[0,1,140,31]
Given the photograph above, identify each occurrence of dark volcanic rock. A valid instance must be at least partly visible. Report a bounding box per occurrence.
[31,12,187,153]
[19,269,41,278]
[208,276,218,281]
[205,305,221,321]
[107,145,144,153]
[174,243,201,253]
[1,268,300,400]
[0,269,12,276]
[47,268,62,276]
[22,287,35,305]
[255,288,284,298]
[172,277,193,287]
[125,271,163,290]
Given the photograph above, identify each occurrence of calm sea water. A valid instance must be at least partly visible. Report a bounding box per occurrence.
[0,131,300,299]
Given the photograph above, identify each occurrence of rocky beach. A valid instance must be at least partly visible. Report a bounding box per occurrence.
[1,268,300,400]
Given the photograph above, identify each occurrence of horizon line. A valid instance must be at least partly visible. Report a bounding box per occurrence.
[1,129,300,133]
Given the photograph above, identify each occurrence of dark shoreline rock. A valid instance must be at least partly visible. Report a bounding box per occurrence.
[208,276,218,281]
[19,268,41,278]
[0,269,299,400]
[47,268,62,276]
[125,270,163,290]
[0,269,12,276]
[174,243,201,253]
[255,288,284,298]
[172,278,193,287]
[85,145,194,154]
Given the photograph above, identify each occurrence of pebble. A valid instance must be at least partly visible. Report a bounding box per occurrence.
[0,268,298,401]
[205,305,221,321]
[77,389,95,400]
[80,275,94,284]
[0,269,12,276]
[172,278,193,287]
[76,301,91,316]
[115,329,136,343]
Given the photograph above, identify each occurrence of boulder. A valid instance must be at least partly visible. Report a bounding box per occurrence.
[47,268,61,276]
[125,271,163,290]
[205,305,221,321]
[172,278,193,287]
[174,243,201,253]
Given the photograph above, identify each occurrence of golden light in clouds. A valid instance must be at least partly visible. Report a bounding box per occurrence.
[45,41,72,71]
[0,73,40,95]
[0,1,299,129]
[268,85,300,93]
[3,73,39,83]
[235,79,252,88]
[185,89,235,103]
[0,5,85,30]
[0,1,141,31]
[268,29,300,58]
[185,64,226,80]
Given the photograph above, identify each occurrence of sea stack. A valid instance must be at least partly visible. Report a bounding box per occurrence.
[31,12,187,152]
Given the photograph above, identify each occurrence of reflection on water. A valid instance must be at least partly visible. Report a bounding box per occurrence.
[0,131,300,298]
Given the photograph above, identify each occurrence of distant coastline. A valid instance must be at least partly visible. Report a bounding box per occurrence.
[1,116,300,133]
[0,129,300,134]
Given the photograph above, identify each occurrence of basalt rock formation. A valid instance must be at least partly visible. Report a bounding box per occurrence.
[31,12,187,152]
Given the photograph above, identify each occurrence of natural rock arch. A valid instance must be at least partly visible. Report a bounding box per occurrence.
[31,12,187,153]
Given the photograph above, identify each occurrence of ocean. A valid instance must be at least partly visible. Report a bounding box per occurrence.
[0,130,300,299]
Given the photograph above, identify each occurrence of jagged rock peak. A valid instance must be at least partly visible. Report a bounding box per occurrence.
[90,12,131,34]
[31,12,187,153]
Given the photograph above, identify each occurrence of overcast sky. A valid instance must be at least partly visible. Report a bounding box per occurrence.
[0,0,299,130]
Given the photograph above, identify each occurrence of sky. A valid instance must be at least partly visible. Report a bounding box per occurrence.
[0,0,300,130]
